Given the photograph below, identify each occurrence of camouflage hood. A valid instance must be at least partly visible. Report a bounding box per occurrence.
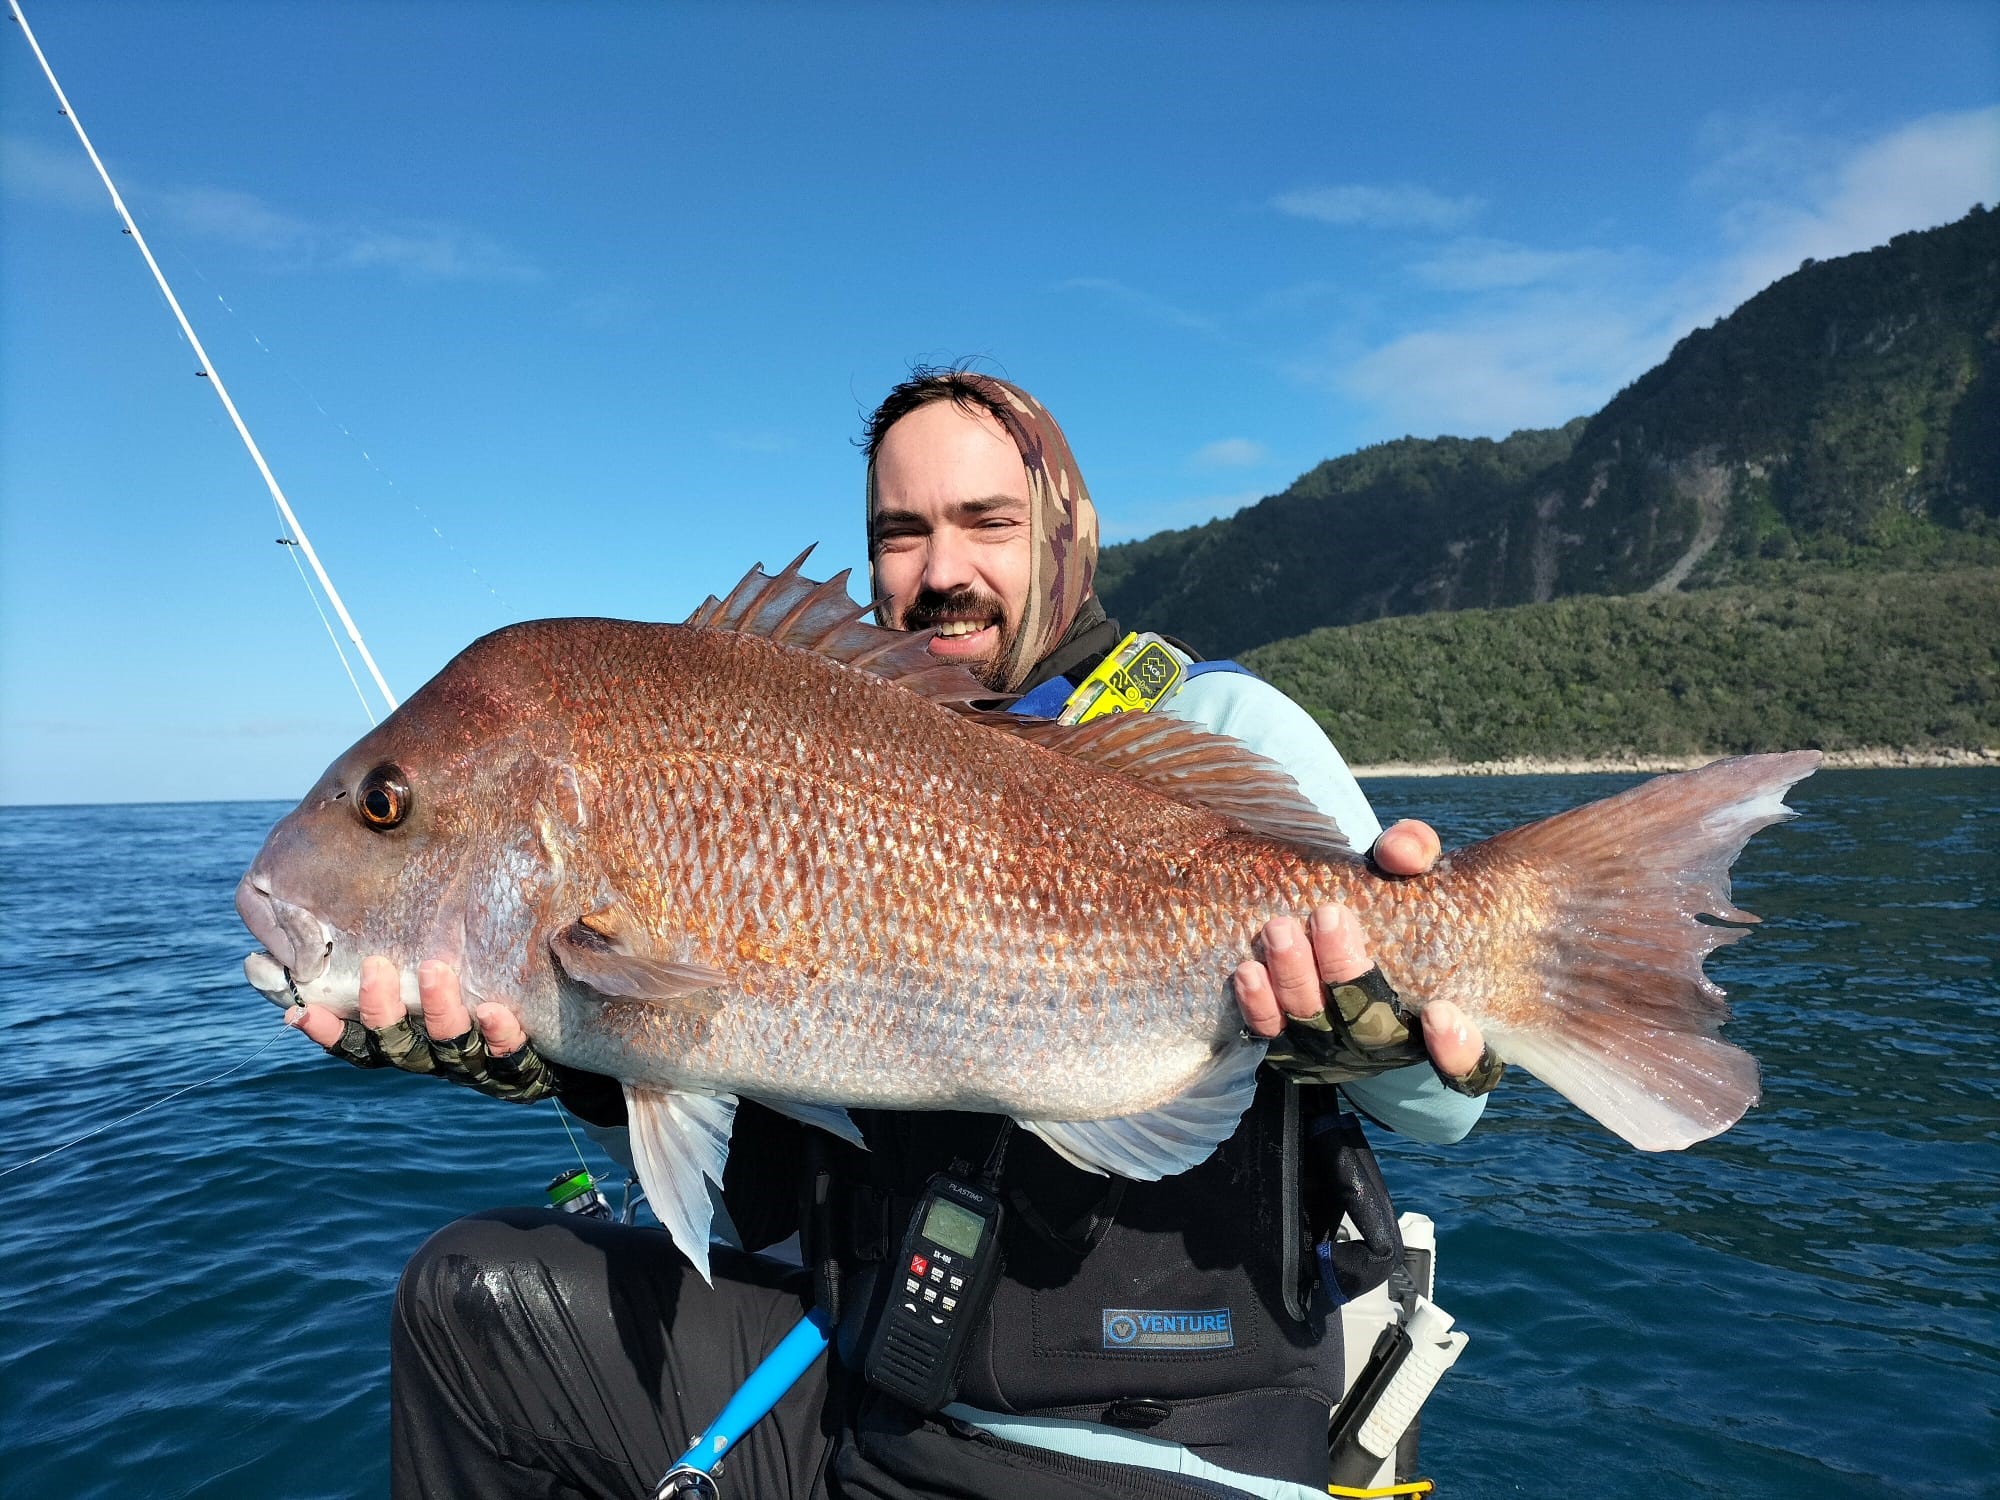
[868,374,1100,692]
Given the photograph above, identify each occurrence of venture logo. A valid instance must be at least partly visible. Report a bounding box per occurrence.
[1101,1307,1234,1351]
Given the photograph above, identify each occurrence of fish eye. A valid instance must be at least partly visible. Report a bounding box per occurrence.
[356,765,411,831]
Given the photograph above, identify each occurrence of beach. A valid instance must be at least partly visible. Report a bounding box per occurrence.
[1354,746,2000,778]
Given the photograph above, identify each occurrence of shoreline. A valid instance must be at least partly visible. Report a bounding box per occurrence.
[1353,746,2000,777]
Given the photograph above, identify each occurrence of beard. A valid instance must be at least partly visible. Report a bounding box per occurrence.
[900,584,1022,692]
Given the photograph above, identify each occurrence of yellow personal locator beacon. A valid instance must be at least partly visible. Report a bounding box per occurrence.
[1056,632,1185,725]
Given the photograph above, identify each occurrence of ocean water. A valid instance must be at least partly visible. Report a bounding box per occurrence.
[1,771,1995,1498]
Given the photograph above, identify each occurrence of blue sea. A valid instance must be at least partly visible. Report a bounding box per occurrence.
[2,772,1996,1497]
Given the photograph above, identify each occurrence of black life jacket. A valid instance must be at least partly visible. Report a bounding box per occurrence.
[807,613,1357,1488]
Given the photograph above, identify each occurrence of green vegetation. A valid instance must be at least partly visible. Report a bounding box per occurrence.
[1589,206,2000,555]
[1097,424,1584,656]
[1244,568,2000,765]
[1101,208,2000,663]
[1095,210,2000,759]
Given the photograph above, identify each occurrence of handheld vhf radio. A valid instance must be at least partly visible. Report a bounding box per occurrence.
[859,1172,1005,1411]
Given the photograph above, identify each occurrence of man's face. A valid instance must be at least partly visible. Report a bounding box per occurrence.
[870,400,1033,691]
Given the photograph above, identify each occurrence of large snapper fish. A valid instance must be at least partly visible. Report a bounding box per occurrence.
[238,557,1818,1275]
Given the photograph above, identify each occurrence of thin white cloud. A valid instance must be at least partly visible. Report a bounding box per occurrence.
[3,132,539,282]
[1190,438,1269,469]
[1332,296,1668,437]
[153,184,315,255]
[335,225,539,282]
[1317,105,2000,440]
[0,133,105,211]
[1273,182,1483,231]
[1246,279,1350,318]
[1061,276,1221,336]
[1100,488,1267,543]
[1705,104,2000,312]
[1410,238,1648,292]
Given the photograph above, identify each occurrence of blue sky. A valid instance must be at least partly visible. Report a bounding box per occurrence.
[3,1,1996,805]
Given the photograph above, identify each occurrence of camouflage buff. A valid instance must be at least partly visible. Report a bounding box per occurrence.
[867,373,1101,693]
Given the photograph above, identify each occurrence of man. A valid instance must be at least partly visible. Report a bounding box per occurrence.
[292,370,1496,1498]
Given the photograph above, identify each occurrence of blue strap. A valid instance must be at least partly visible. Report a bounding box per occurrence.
[1008,677,1075,719]
[1315,1237,1348,1308]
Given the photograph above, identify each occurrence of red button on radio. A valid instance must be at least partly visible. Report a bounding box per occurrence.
[909,1254,929,1277]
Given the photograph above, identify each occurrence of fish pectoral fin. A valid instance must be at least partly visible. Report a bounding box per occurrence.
[752,1096,867,1149]
[624,1083,737,1283]
[1017,1038,1267,1181]
[550,912,727,1012]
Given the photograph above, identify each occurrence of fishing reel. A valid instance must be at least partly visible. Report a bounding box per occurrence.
[654,1468,721,1500]
[545,1167,612,1219]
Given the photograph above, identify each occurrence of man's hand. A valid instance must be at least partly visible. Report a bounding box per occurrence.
[286,955,559,1103]
[1368,816,1441,879]
[1233,819,1499,1092]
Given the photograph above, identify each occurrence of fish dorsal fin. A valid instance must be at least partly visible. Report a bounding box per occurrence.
[684,549,989,708]
[975,710,1354,858]
[681,555,1354,856]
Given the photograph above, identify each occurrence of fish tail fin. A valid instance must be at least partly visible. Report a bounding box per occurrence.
[1451,751,1821,1151]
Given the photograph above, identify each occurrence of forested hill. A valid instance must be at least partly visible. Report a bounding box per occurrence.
[1099,207,2000,659]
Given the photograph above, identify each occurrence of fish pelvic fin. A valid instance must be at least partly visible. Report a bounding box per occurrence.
[1018,1037,1267,1179]
[625,1084,737,1282]
[1453,750,1821,1152]
[550,911,728,1012]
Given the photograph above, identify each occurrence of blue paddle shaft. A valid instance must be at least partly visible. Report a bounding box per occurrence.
[672,1308,833,1476]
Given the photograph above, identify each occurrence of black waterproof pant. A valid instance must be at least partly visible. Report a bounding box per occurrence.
[391,1208,835,1497]
[391,1209,1294,1500]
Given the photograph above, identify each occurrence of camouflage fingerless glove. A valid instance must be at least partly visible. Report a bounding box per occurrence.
[323,1015,560,1103]
[1440,1043,1505,1097]
[1264,968,1507,1097]
[1264,967,1429,1083]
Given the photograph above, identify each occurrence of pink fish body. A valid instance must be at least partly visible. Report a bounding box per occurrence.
[239,559,1818,1273]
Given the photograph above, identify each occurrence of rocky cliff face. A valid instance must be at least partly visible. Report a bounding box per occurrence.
[1098,208,2000,658]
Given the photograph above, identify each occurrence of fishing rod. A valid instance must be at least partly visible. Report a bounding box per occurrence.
[8,0,397,722]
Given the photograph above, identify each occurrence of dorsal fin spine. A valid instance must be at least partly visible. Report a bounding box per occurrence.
[679,556,989,703]
[679,557,1354,855]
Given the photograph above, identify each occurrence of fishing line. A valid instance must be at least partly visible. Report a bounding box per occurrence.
[553,1101,596,1177]
[168,248,512,612]
[0,1029,291,1181]
[10,2,594,1187]
[8,0,399,720]
[277,513,378,724]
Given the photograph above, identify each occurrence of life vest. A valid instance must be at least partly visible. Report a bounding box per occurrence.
[1006,631,1252,723]
[816,632,1354,1489]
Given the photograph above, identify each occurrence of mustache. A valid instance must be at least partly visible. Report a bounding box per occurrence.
[903,586,1004,632]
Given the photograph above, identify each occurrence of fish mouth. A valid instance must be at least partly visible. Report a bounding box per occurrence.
[243,949,295,1007]
[235,872,334,1001]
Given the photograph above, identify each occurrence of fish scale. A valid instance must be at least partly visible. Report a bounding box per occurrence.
[238,556,1819,1275]
[552,634,1269,1112]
